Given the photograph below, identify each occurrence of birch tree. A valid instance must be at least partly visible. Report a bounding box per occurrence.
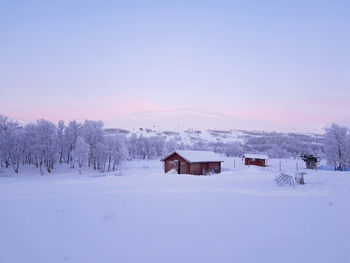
[71,136,90,171]
[324,124,349,171]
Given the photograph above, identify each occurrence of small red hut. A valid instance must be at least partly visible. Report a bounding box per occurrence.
[161,150,224,175]
[243,154,268,167]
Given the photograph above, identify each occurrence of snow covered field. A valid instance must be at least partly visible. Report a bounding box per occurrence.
[1,158,350,263]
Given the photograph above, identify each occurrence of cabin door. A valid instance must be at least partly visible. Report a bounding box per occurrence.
[174,160,180,174]
[179,162,188,174]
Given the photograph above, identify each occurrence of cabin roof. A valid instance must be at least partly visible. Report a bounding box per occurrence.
[243,154,268,160]
[161,150,224,163]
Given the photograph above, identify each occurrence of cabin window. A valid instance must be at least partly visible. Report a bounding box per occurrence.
[251,158,256,161]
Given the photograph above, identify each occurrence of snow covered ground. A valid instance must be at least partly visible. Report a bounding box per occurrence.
[1,158,350,263]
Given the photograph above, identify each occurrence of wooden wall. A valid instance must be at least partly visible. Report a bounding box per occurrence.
[245,158,266,167]
[163,153,190,174]
[163,153,222,175]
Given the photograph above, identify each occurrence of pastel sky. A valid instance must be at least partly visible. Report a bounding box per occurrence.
[1,0,349,130]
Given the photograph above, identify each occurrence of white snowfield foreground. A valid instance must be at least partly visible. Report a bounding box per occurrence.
[0,158,349,263]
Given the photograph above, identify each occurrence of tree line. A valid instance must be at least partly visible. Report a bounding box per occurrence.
[0,116,128,174]
[0,114,348,173]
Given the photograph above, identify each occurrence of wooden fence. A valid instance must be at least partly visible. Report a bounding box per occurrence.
[275,173,295,188]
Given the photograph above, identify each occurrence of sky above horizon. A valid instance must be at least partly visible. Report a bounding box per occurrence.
[1,0,349,131]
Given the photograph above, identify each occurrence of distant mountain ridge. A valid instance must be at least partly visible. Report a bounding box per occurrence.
[104,108,322,133]
[7,108,331,134]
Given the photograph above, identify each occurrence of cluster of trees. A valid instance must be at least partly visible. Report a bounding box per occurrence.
[243,132,324,159]
[128,134,170,160]
[190,140,244,157]
[184,130,324,159]
[0,116,127,173]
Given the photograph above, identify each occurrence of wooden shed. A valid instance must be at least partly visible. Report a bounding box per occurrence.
[161,150,224,175]
[243,154,268,167]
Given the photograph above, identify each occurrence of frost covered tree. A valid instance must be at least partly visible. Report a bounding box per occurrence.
[81,120,105,169]
[0,115,19,168]
[19,120,58,174]
[57,120,66,164]
[64,120,81,166]
[71,136,90,170]
[243,131,324,159]
[0,116,25,173]
[324,124,349,171]
[8,128,25,173]
[0,115,131,174]
[105,135,128,172]
[127,134,167,160]
[31,120,58,173]
[95,142,108,171]
[222,142,244,157]
[128,134,140,159]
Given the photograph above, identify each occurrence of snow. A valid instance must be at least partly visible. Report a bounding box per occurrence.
[244,153,268,160]
[103,108,322,133]
[161,150,224,163]
[1,158,350,263]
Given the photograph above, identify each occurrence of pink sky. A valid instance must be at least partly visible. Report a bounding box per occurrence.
[1,1,349,131]
[3,95,349,133]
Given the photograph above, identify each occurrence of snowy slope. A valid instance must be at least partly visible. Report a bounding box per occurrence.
[1,158,349,263]
[105,126,323,149]
[105,126,248,144]
[103,108,322,133]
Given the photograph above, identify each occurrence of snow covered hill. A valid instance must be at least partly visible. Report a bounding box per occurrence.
[1,158,350,263]
[103,108,322,133]
[105,126,247,144]
[102,109,324,148]
[105,125,323,151]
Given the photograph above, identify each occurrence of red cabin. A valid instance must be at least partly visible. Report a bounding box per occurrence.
[161,150,224,175]
[244,154,268,167]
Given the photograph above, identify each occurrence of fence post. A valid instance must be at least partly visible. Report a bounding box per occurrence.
[279,161,281,172]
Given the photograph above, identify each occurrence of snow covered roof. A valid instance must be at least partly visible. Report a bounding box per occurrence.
[161,150,224,163]
[243,154,268,160]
